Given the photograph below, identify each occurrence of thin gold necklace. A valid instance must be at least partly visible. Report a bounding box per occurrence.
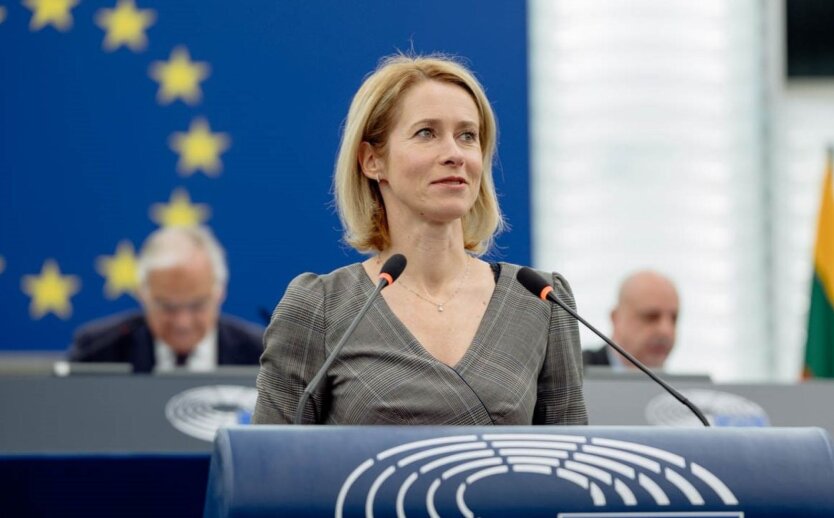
[397,255,471,313]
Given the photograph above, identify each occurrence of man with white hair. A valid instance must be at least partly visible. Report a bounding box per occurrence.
[69,226,264,373]
[583,270,679,370]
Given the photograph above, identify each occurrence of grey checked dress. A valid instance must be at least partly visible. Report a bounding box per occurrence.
[253,262,587,425]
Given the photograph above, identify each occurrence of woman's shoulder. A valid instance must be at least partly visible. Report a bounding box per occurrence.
[495,261,566,280]
[496,261,573,292]
[285,263,367,296]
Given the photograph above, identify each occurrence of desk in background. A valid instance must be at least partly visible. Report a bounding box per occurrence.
[1,369,833,452]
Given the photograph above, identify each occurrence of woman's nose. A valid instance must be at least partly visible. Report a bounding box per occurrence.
[439,136,464,167]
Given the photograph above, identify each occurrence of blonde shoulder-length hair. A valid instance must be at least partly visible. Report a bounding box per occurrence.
[333,53,505,255]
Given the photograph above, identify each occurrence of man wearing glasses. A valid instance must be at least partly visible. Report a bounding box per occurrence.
[69,226,264,373]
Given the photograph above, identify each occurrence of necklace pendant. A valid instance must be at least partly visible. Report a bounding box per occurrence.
[437,305,444,313]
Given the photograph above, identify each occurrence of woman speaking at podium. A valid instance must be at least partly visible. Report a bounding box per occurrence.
[253,54,587,426]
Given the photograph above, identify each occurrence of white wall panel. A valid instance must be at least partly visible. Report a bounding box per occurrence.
[529,0,768,381]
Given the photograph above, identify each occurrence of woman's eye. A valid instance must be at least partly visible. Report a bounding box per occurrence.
[416,128,434,138]
[460,131,478,142]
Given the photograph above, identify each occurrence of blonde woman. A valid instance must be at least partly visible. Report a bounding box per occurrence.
[253,54,587,425]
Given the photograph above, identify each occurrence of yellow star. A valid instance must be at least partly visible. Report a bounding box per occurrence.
[23,0,79,32]
[149,46,210,105]
[0,6,7,24]
[95,0,156,52]
[169,118,230,176]
[96,240,139,299]
[150,188,211,228]
[21,259,81,319]
[0,256,5,275]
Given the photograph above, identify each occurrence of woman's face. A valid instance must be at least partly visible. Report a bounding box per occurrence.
[367,80,483,226]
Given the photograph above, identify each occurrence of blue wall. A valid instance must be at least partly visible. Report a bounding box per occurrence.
[0,0,530,351]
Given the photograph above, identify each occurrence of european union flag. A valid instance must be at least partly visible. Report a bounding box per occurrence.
[0,0,530,351]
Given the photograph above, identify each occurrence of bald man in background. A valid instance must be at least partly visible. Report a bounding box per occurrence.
[583,270,680,370]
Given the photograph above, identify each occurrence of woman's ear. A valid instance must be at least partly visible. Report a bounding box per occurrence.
[358,141,383,180]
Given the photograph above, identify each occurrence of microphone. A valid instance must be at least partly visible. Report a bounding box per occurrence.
[516,267,710,427]
[293,254,407,424]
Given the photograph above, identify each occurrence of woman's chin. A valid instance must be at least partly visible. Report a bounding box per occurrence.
[423,206,471,224]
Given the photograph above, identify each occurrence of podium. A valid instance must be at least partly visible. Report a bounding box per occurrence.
[204,426,834,517]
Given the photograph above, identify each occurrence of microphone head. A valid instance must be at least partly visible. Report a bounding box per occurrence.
[516,267,552,300]
[379,254,407,285]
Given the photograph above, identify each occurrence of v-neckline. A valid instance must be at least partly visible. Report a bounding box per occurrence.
[356,262,508,371]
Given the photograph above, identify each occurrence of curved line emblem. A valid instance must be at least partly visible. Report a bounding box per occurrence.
[335,433,739,517]
[164,384,257,441]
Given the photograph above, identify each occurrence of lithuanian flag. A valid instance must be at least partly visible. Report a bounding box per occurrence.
[804,149,834,378]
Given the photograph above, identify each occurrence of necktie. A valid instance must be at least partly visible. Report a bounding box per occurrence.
[175,353,188,367]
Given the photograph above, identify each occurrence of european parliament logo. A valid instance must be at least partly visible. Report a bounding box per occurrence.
[647,389,770,428]
[165,384,256,441]
[336,433,741,518]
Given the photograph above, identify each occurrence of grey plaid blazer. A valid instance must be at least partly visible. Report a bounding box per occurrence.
[253,262,587,425]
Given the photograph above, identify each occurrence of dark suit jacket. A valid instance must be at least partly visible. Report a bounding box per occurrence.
[582,345,611,367]
[69,311,264,373]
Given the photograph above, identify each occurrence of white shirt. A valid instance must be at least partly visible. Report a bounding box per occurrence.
[607,346,627,372]
[154,329,217,372]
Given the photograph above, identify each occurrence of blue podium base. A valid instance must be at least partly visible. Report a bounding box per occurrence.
[205,426,834,518]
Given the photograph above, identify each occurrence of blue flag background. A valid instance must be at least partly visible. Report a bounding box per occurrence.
[0,0,530,351]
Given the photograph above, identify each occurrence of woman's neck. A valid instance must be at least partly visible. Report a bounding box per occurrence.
[377,222,470,292]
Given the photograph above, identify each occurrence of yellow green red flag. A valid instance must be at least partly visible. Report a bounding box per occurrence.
[804,149,834,378]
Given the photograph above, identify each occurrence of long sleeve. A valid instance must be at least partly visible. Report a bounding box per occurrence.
[252,273,328,424]
[532,271,588,425]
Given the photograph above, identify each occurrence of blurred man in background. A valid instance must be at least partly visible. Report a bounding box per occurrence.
[69,226,264,373]
[583,270,679,370]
